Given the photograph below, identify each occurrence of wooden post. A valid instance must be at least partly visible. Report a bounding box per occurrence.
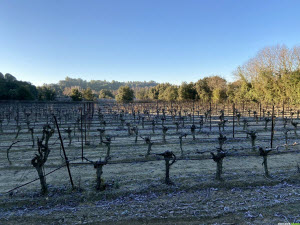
[84,103,87,145]
[232,103,235,138]
[271,105,275,148]
[95,164,104,190]
[259,103,262,120]
[81,107,84,161]
[192,100,195,125]
[282,101,285,119]
[209,102,212,131]
[227,100,229,116]
[53,116,74,189]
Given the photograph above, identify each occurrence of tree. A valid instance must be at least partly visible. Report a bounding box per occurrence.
[161,85,178,101]
[38,85,56,101]
[82,87,95,101]
[205,76,227,90]
[17,86,35,100]
[58,77,158,94]
[8,89,18,99]
[226,80,241,103]
[136,88,148,100]
[281,70,300,104]
[115,86,134,103]
[70,88,82,101]
[4,73,17,82]
[156,83,172,100]
[0,73,37,100]
[178,82,197,100]
[99,89,114,99]
[195,79,211,102]
[147,86,159,100]
[212,88,227,103]
[233,44,300,104]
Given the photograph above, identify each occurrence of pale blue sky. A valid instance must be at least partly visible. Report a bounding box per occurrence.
[0,0,300,86]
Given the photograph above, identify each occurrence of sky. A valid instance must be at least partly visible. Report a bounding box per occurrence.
[0,0,300,86]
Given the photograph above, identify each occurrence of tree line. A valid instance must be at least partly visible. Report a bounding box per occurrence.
[136,44,300,105]
[231,44,300,105]
[1,44,299,103]
[0,73,38,100]
[49,77,158,97]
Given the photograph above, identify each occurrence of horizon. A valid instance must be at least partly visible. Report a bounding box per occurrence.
[5,75,233,87]
[1,1,300,86]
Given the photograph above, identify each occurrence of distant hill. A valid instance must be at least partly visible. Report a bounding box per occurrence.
[56,77,158,92]
[51,77,158,95]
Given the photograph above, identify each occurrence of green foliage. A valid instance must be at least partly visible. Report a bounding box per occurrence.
[156,83,172,100]
[0,73,37,100]
[178,82,197,100]
[4,73,17,82]
[226,81,240,103]
[280,70,300,104]
[16,86,34,100]
[232,69,255,103]
[212,88,227,103]
[58,77,158,92]
[0,72,5,80]
[136,88,149,100]
[161,85,178,101]
[38,85,56,101]
[70,88,83,101]
[233,45,300,104]
[147,86,159,100]
[99,89,114,99]
[115,86,134,103]
[195,79,211,101]
[82,88,95,101]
